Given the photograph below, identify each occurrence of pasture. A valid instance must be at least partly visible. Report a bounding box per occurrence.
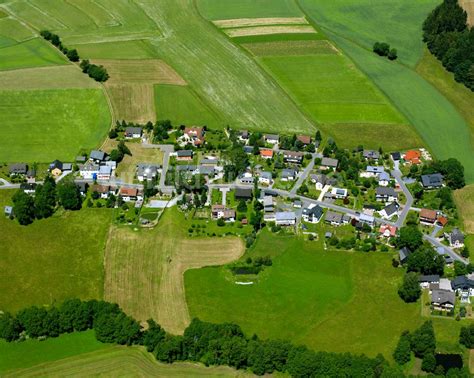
[454,185,474,234]
[154,85,222,129]
[104,208,244,334]
[2,345,250,377]
[0,88,111,162]
[185,229,465,359]
[0,190,112,313]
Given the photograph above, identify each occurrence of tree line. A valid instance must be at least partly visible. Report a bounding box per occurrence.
[40,30,109,82]
[12,176,82,225]
[423,0,474,91]
[0,299,400,377]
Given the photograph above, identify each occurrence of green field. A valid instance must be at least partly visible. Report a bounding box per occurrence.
[0,88,111,162]
[197,0,302,20]
[0,38,67,71]
[75,39,158,60]
[299,1,474,183]
[0,331,108,373]
[154,85,222,128]
[186,230,466,359]
[0,190,112,313]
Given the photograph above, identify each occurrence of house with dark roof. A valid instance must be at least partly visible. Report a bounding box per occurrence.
[431,289,455,310]
[325,211,344,226]
[391,152,401,161]
[281,168,297,181]
[363,150,380,160]
[320,157,338,170]
[375,187,398,202]
[176,150,193,161]
[235,187,252,200]
[258,171,273,185]
[90,150,106,162]
[421,173,443,189]
[262,196,274,212]
[446,228,464,248]
[310,173,327,190]
[418,275,440,287]
[302,204,323,223]
[399,247,411,264]
[9,163,27,175]
[124,127,143,139]
[49,160,63,176]
[379,202,399,219]
[282,150,304,164]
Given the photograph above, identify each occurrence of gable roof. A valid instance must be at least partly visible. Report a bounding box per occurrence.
[9,163,27,173]
[383,202,399,216]
[449,228,464,244]
[421,173,443,187]
[363,150,380,159]
[177,150,193,157]
[90,150,106,161]
[235,187,252,198]
[303,204,323,218]
[376,187,397,196]
[420,208,437,220]
[325,210,343,223]
[125,126,142,135]
[366,166,385,174]
[282,168,297,178]
[260,148,273,158]
[297,135,311,144]
[264,134,279,141]
[275,211,296,221]
[431,289,455,305]
[321,157,338,168]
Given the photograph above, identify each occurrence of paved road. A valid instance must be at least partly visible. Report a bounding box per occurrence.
[290,154,316,195]
[0,178,20,189]
[159,151,170,188]
[391,168,413,228]
[424,234,467,264]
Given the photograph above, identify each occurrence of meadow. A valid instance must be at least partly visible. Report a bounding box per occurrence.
[0,190,112,313]
[185,229,467,359]
[454,185,474,234]
[0,88,111,162]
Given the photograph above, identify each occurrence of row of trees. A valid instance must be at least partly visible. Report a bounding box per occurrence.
[0,299,397,377]
[79,60,109,82]
[373,42,398,60]
[12,177,82,225]
[40,30,79,62]
[423,0,474,91]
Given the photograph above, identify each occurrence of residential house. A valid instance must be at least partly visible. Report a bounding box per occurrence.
[97,165,112,180]
[379,224,397,238]
[62,163,72,171]
[310,174,327,190]
[419,208,438,225]
[258,171,273,185]
[239,172,254,185]
[9,163,27,176]
[92,184,111,199]
[421,173,443,189]
[137,164,160,182]
[263,196,274,212]
[124,127,142,139]
[391,152,401,162]
[20,183,36,194]
[90,150,107,163]
[26,168,36,182]
[200,158,219,167]
[293,200,302,208]
[80,163,100,180]
[49,160,63,176]
[297,135,311,145]
[358,213,375,226]
[235,187,252,200]
[281,168,297,181]
[264,134,279,145]
[418,275,440,288]
[331,187,347,199]
[325,211,344,226]
[375,187,398,202]
[451,276,474,300]
[378,171,390,186]
[399,247,411,264]
[320,157,338,170]
[302,204,323,224]
[431,289,455,311]
[243,146,254,154]
[176,150,193,161]
[120,187,140,202]
[282,150,304,164]
[74,181,88,196]
[76,156,87,163]
[197,165,215,176]
[238,130,249,143]
[183,127,205,146]
[260,148,273,159]
[363,150,380,160]
[379,202,399,219]
[360,166,385,178]
[275,211,296,226]
[4,206,13,217]
[404,150,421,165]
[211,205,235,222]
[437,215,448,227]
[446,228,464,248]
[175,165,197,174]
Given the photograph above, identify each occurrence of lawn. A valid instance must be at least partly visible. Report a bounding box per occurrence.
[0,331,107,373]
[0,88,111,162]
[0,38,67,71]
[154,85,223,129]
[2,344,250,377]
[0,190,112,313]
[185,229,463,359]
[300,2,474,183]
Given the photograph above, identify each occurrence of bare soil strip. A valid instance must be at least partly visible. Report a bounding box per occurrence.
[242,40,339,57]
[214,17,308,29]
[106,84,156,123]
[225,25,316,37]
[459,0,474,26]
[92,59,186,85]
[0,65,100,90]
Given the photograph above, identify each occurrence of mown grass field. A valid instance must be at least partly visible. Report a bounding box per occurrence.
[104,208,244,334]
[454,185,474,234]
[0,190,112,313]
[2,343,250,377]
[185,229,468,359]
[299,1,474,183]
[0,331,107,373]
[0,88,110,162]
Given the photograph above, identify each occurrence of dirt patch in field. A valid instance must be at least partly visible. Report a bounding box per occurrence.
[225,25,316,37]
[459,0,474,26]
[92,59,186,86]
[106,84,156,123]
[243,40,339,57]
[214,17,308,28]
[453,184,474,233]
[104,221,244,335]
[0,66,100,90]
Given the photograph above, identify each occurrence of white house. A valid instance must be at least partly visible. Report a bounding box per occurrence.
[239,172,254,185]
[360,166,385,178]
[302,204,323,224]
[264,134,279,145]
[378,202,399,219]
[80,163,100,179]
[97,165,112,180]
[275,211,296,226]
[331,187,347,199]
[378,171,390,186]
[124,127,143,139]
[258,171,273,185]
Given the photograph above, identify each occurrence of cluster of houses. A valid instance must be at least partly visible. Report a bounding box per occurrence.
[419,274,474,311]
[79,150,116,181]
[178,127,205,147]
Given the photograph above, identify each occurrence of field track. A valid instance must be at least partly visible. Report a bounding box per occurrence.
[3,346,251,377]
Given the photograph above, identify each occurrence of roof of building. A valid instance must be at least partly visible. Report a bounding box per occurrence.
[120,187,138,196]
[404,150,421,164]
[125,126,142,135]
[310,173,326,184]
[321,157,338,168]
[198,166,215,175]
[431,289,455,305]
[200,158,219,165]
[282,168,297,178]
[259,171,272,179]
[260,148,273,157]
[451,276,474,290]
[420,208,437,220]
[325,210,343,223]
[421,173,443,187]
[99,165,112,174]
[363,150,380,159]
[275,211,296,221]
[439,278,453,292]
[383,202,399,217]
[50,160,63,170]
[177,150,193,157]
[359,213,374,223]
[263,196,274,207]
[4,205,13,214]
[90,150,106,161]
[9,163,27,173]
[378,172,390,181]
[76,156,87,162]
[303,204,323,218]
[264,134,279,140]
[399,247,411,261]
[243,146,253,153]
[297,135,311,144]
[379,224,397,237]
[391,152,401,161]
[176,164,197,172]
[418,274,440,283]
[366,166,385,174]
[211,204,225,211]
[235,187,253,198]
[282,150,304,158]
[92,184,110,193]
[449,228,464,244]
[376,187,397,196]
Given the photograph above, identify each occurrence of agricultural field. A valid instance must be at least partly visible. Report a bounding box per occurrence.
[454,185,474,234]
[459,0,474,26]
[2,344,250,377]
[0,190,112,313]
[104,208,244,334]
[299,1,474,183]
[185,229,466,360]
[0,88,111,163]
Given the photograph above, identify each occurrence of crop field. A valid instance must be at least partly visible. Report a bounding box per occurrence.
[459,0,474,26]
[0,88,111,163]
[154,85,222,129]
[0,190,112,313]
[107,84,156,124]
[213,16,308,28]
[242,40,338,56]
[224,25,316,37]
[454,185,474,234]
[0,17,35,45]
[75,39,158,60]
[104,209,244,334]
[2,345,250,377]
[185,229,466,359]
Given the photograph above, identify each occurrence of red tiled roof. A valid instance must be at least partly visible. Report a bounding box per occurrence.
[297,135,311,144]
[260,149,273,157]
[120,187,138,196]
